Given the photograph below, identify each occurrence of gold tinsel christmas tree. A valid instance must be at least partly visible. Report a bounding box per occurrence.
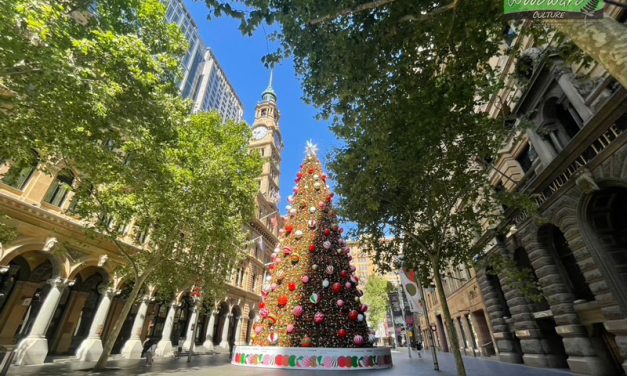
[252,142,371,348]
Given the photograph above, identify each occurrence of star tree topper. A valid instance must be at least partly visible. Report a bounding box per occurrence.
[305,140,319,157]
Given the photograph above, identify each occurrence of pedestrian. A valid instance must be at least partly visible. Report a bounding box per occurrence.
[416,341,423,358]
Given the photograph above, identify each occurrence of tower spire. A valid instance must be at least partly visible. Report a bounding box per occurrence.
[261,68,277,103]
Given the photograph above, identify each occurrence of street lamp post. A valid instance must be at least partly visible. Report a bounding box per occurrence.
[418,283,440,371]
[395,272,412,359]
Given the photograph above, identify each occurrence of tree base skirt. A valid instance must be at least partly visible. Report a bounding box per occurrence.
[231,345,393,370]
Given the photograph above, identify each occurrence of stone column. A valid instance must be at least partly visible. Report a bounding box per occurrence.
[154,301,177,358]
[476,266,521,362]
[524,231,614,375]
[202,311,216,351]
[75,287,114,361]
[182,301,200,351]
[120,295,150,359]
[461,315,476,356]
[218,314,231,350]
[14,277,70,365]
[233,316,243,346]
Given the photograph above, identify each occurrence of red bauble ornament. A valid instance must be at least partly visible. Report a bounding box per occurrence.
[324,229,331,236]
[340,270,349,279]
[308,168,315,175]
[278,296,288,307]
[285,225,294,234]
[297,173,303,181]
[322,175,328,182]
[326,194,333,203]
[332,282,343,294]
[288,283,297,292]
[348,310,359,321]
[309,244,316,252]
[301,336,313,347]
[259,302,266,309]
[338,329,348,338]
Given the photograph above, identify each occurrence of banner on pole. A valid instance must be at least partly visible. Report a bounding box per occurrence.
[399,269,423,313]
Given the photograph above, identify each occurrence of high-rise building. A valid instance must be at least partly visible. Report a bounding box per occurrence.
[164,0,244,123]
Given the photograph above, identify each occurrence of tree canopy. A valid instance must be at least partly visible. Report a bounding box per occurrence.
[361,274,391,330]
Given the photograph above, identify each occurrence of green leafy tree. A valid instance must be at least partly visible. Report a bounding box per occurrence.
[0,0,262,369]
[362,275,391,330]
[74,112,262,369]
[0,0,187,170]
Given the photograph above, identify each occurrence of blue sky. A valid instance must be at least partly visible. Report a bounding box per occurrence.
[184,1,342,217]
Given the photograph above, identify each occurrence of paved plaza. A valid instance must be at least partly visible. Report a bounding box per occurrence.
[6,348,574,376]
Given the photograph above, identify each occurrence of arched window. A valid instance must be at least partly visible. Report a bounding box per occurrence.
[514,248,550,312]
[44,170,75,207]
[1,152,39,191]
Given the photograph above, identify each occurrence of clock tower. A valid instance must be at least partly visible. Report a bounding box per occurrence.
[250,71,283,226]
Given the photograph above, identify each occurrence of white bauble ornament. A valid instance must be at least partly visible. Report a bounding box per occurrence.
[289,208,297,216]
[309,206,316,214]
[322,279,330,288]
[312,264,318,270]
[358,314,364,322]
[286,205,292,211]
[313,174,320,181]
[307,220,317,229]
[295,230,304,239]
[354,296,360,302]
[323,241,331,249]
[314,182,321,190]
[336,248,343,254]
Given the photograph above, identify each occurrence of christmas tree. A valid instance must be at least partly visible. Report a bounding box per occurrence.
[252,142,371,348]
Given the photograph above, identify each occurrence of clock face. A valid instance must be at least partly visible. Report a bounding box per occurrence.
[253,126,268,140]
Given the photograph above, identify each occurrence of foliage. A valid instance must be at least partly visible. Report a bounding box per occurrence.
[0,214,17,245]
[478,252,546,304]
[253,151,370,348]
[0,0,188,171]
[361,275,391,330]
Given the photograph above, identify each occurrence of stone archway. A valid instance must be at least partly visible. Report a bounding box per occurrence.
[213,301,230,348]
[582,186,627,314]
[227,305,242,346]
[47,266,108,355]
[0,251,56,347]
[245,310,256,345]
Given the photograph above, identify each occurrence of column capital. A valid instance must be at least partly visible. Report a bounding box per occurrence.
[97,285,115,297]
[47,277,73,288]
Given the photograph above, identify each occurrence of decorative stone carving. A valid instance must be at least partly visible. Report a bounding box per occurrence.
[42,237,59,253]
[575,169,600,194]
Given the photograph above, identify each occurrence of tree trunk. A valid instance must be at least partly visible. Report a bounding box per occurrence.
[93,274,148,370]
[432,262,466,376]
[548,19,627,89]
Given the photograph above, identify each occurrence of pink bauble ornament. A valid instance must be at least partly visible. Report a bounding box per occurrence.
[353,335,365,346]
[318,201,325,209]
[325,265,334,275]
[361,304,368,312]
[271,283,277,291]
[287,324,295,333]
[283,247,293,256]
[302,275,310,284]
[339,239,346,246]
[293,305,304,317]
[255,325,264,334]
[336,299,345,307]
[345,281,352,289]
[314,312,325,324]
[323,240,331,249]
[260,308,269,318]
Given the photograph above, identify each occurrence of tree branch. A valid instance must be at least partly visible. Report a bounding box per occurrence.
[400,0,461,22]
[309,0,397,26]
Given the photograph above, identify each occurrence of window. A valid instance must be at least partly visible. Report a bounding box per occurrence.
[44,170,74,207]
[252,273,257,291]
[1,153,39,190]
[136,224,150,244]
[515,143,536,173]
